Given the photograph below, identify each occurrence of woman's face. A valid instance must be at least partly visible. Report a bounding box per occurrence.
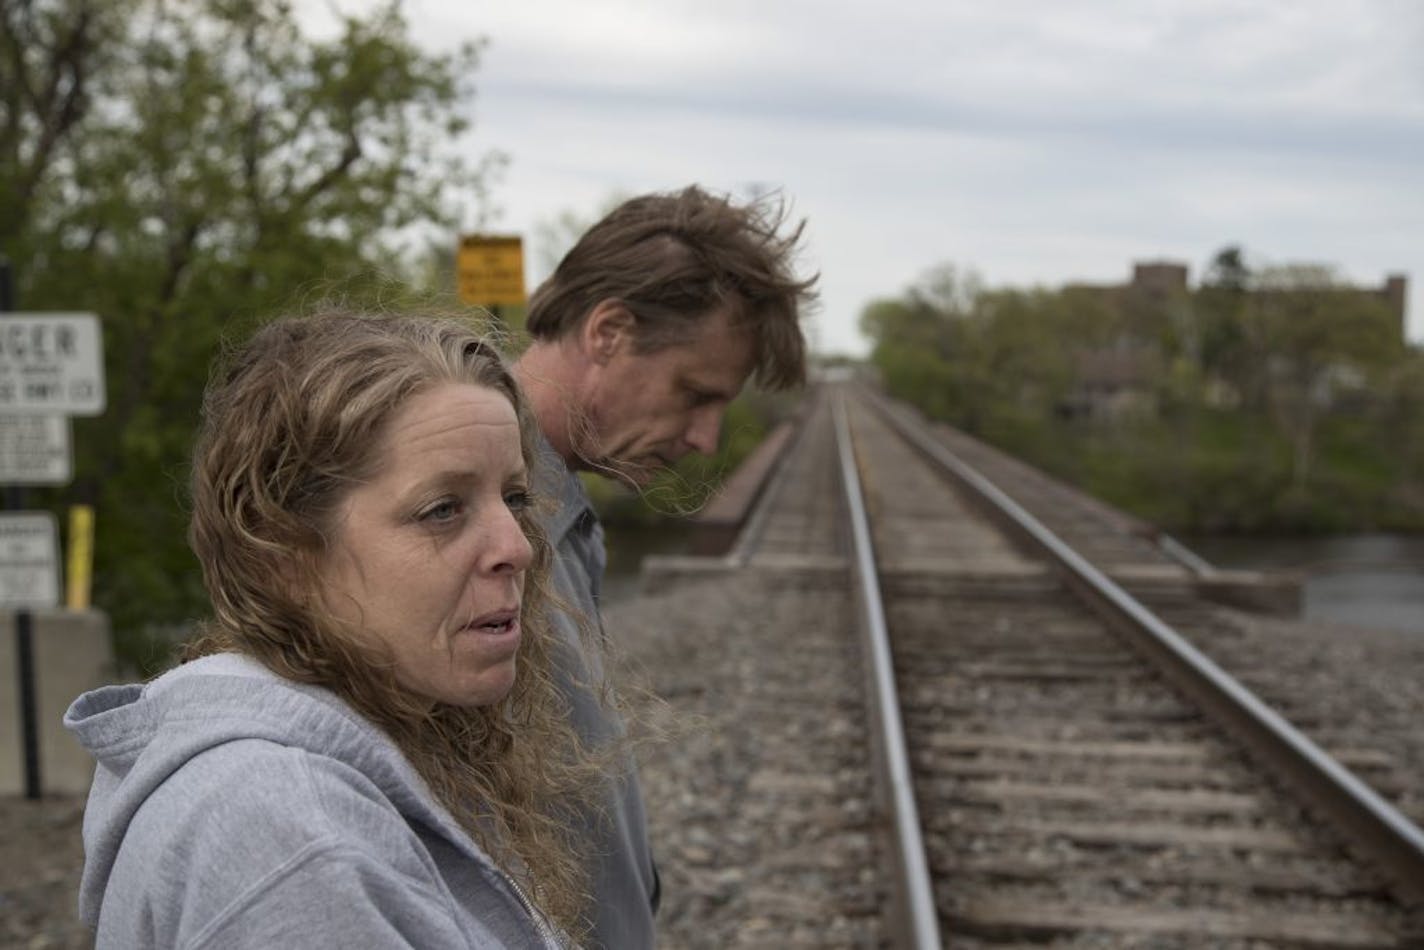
[317,382,534,707]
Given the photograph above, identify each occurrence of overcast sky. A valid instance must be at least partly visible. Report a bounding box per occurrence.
[313,1,1423,356]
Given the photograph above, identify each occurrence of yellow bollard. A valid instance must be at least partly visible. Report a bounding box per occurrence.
[65,504,93,610]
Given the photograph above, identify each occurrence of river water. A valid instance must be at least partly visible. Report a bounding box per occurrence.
[1178,532,1424,635]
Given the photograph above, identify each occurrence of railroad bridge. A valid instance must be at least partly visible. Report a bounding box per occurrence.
[609,382,1424,948]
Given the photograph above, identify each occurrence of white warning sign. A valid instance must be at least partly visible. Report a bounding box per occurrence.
[0,415,71,484]
[0,512,60,609]
[0,314,105,415]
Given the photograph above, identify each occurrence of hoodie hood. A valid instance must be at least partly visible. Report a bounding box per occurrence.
[63,653,520,933]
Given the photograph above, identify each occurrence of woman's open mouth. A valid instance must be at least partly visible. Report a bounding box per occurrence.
[464,607,519,636]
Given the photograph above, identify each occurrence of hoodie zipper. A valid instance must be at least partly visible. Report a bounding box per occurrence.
[501,871,564,948]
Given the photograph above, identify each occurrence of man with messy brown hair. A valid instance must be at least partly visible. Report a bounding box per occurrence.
[515,185,818,948]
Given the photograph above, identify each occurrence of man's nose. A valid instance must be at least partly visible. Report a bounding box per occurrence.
[684,406,722,456]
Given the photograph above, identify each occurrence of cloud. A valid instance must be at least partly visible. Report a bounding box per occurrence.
[301,0,1424,351]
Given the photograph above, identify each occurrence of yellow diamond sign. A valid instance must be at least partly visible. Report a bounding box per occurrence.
[457,234,526,308]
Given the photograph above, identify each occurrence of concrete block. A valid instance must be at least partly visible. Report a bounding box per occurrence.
[0,609,114,797]
[1196,569,1304,617]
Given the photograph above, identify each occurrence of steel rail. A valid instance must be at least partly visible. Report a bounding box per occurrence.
[863,386,1424,906]
[832,392,944,949]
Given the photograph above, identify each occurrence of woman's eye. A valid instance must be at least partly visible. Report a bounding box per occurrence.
[419,499,462,523]
[504,490,531,513]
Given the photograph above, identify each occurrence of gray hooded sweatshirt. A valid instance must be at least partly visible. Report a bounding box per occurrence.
[64,653,567,949]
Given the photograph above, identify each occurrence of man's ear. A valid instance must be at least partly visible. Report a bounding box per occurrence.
[581,299,635,365]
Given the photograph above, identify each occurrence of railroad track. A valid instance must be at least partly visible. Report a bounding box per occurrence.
[843,385,1424,947]
[628,383,1423,947]
[862,389,1424,836]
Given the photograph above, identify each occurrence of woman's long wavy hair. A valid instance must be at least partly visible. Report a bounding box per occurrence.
[185,309,602,936]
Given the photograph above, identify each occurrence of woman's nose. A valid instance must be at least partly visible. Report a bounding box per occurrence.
[487,507,534,575]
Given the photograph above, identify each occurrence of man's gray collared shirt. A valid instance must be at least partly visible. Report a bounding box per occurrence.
[535,441,657,949]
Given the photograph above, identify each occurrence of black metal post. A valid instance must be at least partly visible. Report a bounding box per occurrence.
[15,611,39,799]
[1,257,42,799]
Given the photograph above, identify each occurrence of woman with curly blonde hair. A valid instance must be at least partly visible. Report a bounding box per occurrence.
[66,310,606,947]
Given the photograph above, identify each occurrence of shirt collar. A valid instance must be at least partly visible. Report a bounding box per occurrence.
[534,433,597,543]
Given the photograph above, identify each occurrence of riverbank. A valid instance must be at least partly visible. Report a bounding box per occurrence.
[1183,531,1424,635]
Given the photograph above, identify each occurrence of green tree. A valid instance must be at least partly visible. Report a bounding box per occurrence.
[1377,349,1424,515]
[1194,245,1260,408]
[861,266,1078,435]
[1,0,119,250]
[861,265,979,427]
[3,0,494,668]
[1243,264,1405,501]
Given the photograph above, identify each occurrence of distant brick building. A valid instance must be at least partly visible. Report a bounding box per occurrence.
[1059,261,1192,420]
[1381,274,1409,339]
[1059,261,1407,421]
[1064,260,1190,307]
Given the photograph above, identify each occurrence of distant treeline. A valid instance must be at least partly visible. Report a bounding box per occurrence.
[860,250,1424,534]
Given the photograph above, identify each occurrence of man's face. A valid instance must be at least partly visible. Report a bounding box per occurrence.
[577,306,756,486]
